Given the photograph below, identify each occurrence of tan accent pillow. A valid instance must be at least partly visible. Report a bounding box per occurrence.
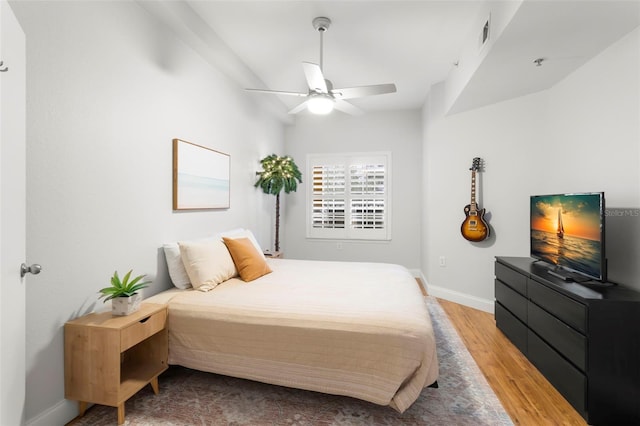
[222,237,272,282]
[178,239,237,291]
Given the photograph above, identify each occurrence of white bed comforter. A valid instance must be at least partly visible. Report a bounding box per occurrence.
[146,259,438,413]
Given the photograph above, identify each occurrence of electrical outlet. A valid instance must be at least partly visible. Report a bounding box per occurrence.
[438,256,446,267]
[336,242,343,250]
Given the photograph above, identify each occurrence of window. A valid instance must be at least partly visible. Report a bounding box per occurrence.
[307,152,391,240]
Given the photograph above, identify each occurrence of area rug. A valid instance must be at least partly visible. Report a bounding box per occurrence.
[69,296,513,425]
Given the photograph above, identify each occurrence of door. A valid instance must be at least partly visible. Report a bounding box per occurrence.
[0,0,26,424]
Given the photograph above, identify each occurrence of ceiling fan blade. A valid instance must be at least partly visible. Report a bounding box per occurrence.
[331,83,397,100]
[333,100,363,116]
[288,101,309,115]
[246,88,307,97]
[302,62,328,93]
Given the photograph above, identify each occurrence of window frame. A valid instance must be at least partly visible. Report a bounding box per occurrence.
[306,152,392,241]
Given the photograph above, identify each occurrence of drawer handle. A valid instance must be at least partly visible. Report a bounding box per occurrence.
[139,316,151,324]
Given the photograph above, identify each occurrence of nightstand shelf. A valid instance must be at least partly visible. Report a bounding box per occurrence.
[64,303,168,425]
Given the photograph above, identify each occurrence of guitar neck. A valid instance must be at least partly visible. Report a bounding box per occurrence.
[469,170,478,211]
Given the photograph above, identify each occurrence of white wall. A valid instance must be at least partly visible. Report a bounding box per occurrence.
[282,110,423,272]
[422,27,640,310]
[12,1,283,424]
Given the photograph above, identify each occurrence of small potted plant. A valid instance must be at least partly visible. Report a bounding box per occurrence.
[98,270,151,316]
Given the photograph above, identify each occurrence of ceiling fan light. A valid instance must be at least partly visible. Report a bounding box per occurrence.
[307,95,334,115]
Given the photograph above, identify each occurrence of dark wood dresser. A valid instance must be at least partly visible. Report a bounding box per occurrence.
[495,256,640,425]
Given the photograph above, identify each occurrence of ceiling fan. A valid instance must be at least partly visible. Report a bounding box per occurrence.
[246,17,397,115]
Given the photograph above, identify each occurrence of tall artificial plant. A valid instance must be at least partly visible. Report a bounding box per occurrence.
[255,154,302,252]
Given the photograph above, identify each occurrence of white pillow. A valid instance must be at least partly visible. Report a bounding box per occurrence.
[219,228,266,260]
[163,243,192,289]
[163,229,244,289]
[178,239,237,292]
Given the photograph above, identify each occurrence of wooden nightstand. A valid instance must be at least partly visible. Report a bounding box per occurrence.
[263,251,283,259]
[64,303,168,425]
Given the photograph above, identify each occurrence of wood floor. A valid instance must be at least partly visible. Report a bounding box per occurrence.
[438,298,587,426]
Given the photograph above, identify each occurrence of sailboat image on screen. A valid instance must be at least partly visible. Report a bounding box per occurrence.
[557,208,564,239]
[530,192,606,282]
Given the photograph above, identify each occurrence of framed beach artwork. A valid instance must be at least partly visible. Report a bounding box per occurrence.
[173,139,230,210]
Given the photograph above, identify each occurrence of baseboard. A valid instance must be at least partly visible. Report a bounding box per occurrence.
[408,268,422,279]
[413,271,493,313]
[27,399,79,426]
[424,283,495,314]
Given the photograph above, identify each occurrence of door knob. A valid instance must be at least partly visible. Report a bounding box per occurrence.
[20,263,42,278]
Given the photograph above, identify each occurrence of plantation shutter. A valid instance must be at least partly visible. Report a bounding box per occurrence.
[312,163,346,232]
[307,153,391,240]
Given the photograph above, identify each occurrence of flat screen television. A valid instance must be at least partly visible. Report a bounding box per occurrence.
[530,192,606,282]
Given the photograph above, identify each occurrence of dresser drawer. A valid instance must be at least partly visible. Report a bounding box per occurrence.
[528,301,586,371]
[495,262,527,296]
[528,279,586,333]
[121,308,167,351]
[496,302,527,355]
[528,330,586,416]
[495,279,527,323]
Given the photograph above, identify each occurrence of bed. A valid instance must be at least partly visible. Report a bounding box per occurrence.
[148,231,438,413]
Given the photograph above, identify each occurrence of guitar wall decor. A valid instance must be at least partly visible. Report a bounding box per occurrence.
[461,157,489,242]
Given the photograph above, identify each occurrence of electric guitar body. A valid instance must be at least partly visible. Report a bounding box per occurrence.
[461,157,490,242]
[461,204,489,242]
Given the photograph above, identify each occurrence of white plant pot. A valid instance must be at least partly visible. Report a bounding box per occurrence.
[111,293,142,316]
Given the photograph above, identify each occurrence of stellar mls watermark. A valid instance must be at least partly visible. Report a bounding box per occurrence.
[605,208,640,217]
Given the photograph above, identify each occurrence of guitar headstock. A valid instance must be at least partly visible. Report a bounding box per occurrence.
[470,157,483,172]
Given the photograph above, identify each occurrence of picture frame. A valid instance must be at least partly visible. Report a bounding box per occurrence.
[172,138,230,210]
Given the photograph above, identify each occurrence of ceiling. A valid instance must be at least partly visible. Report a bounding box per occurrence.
[144,1,640,120]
